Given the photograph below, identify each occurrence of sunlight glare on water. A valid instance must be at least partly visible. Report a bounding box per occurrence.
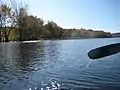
[24,81,61,90]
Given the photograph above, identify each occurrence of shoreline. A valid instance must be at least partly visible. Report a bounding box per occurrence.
[0,37,119,43]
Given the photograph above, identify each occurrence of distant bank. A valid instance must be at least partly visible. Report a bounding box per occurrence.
[112,33,120,37]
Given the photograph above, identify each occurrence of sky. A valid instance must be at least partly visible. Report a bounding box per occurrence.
[17,0,120,33]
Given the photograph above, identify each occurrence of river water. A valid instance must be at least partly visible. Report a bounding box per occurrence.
[0,38,120,90]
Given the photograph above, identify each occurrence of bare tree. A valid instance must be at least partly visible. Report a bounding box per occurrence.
[0,0,26,42]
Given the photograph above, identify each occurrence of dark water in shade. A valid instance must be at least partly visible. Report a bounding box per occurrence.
[0,38,120,90]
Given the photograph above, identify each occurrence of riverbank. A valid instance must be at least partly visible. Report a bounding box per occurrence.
[1,37,118,44]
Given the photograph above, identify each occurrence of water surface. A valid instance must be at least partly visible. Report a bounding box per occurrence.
[0,38,120,90]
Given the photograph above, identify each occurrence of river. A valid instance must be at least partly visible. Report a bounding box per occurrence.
[0,38,120,90]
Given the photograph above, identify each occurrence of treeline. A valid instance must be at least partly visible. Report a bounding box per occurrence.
[0,1,112,42]
[112,33,120,37]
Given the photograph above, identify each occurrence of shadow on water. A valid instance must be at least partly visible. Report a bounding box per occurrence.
[16,42,45,72]
[0,41,48,89]
[0,42,46,72]
[0,41,61,90]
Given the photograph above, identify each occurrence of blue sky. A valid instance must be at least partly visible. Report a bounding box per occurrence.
[18,0,120,33]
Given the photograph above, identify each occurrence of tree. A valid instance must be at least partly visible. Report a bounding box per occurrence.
[44,21,64,38]
[0,0,17,42]
[0,4,12,42]
[17,7,28,41]
[26,15,44,40]
[0,10,2,42]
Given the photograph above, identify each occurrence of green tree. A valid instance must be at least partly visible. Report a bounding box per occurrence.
[17,7,28,41]
[27,15,44,40]
[44,21,63,38]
